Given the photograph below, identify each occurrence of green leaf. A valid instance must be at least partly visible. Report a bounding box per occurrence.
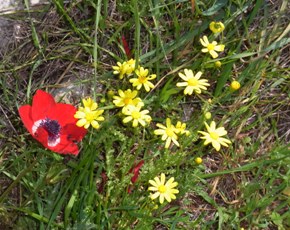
[214,62,234,97]
[160,77,180,103]
[270,212,284,229]
[264,37,290,52]
[202,0,228,16]
[228,52,256,59]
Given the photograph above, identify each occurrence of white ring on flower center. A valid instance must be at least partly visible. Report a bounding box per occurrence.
[32,119,61,147]
[47,136,60,147]
[32,119,43,135]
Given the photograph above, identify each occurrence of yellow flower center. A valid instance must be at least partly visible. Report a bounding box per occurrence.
[207,43,215,51]
[85,111,96,122]
[166,127,175,137]
[158,185,166,193]
[188,78,198,86]
[131,111,141,119]
[124,97,132,105]
[214,23,222,29]
[138,76,147,83]
[210,131,219,140]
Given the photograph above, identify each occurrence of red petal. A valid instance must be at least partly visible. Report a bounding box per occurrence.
[32,127,49,150]
[19,105,34,134]
[48,133,80,155]
[32,90,56,121]
[53,142,80,155]
[34,128,80,155]
[48,103,77,127]
[62,123,87,141]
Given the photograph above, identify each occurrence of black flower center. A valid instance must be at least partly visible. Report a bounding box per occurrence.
[41,118,61,141]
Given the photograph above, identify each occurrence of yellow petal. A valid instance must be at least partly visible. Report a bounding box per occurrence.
[164,193,172,203]
[209,50,218,58]
[148,186,158,191]
[154,129,166,135]
[160,173,166,185]
[200,37,208,47]
[149,179,158,187]
[184,69,193,78]
[215,44,225,51]
[159,194,165,204]
[176,82,188,87]
[91,121,100,129]
[74,111,85,119]
[123,116,132,123]
[76,119,87,127]
[151,192,160,200]
[212,140,221,151]
[165,138,171,148]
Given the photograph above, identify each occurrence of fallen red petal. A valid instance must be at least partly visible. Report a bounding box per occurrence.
[121,35,131,59]
[129,160,144,183]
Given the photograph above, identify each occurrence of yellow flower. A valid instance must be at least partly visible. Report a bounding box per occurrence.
[198,121,231,151]
[154,118,179,148]
[148,173,179,204]
[130,67,156,92]
[81,97,98,110]
[74,98,105,129]
[112,61,129,79]
[113,89,144,109]
[230,81,241,91]
[122,105,151,127]
[176,69,209,95]
[126,59,137,75]
[195,157,203,164]
[200,36,225,59]
[209,21,225,33]
[175,121,190,136]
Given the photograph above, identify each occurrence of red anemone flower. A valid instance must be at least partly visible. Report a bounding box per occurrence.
[19,90,87,155]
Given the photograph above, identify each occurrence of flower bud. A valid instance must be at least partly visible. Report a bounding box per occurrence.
[195,157,203,164]
[107,90,115,97]
[230,81,241,91]
[214,61,222,68]
[204,112,212,120]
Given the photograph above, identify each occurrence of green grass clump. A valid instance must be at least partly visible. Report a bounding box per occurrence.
[0,0,289,229]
